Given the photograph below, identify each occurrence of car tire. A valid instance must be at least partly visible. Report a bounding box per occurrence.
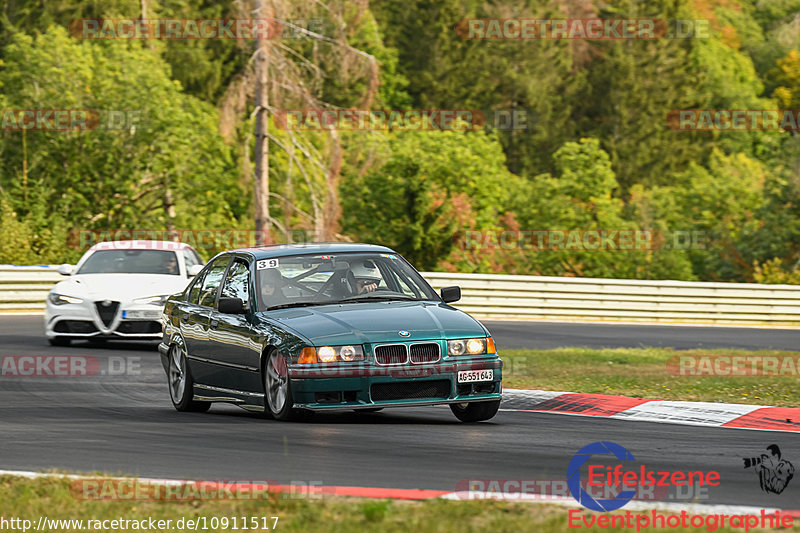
[48,337,71,346]
[450,399,500,422]
[263,350,311,422]
[168,344,211,413]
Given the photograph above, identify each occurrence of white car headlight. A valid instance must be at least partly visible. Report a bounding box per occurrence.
[49,293,84,305]
[133,295,169,305]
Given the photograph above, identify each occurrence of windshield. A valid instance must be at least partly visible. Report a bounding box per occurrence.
[76,250,180,275]
[256,252,438,311]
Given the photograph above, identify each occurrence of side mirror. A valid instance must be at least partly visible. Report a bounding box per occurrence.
[218,297,245,314]
[187,264,204,277]
[440,286,461,303]
[57,264,74,276]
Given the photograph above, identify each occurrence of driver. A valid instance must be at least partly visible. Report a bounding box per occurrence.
[161,253,179,275]
[350,260,381,294]
[260,268,289,308]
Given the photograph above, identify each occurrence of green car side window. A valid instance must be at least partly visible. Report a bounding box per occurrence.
[199,257,230,308]
[220,260,250,304]
[188,270,206,304]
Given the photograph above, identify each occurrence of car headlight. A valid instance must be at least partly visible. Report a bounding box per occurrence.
[133,295,169,305]
[298,345,365,364]
[49,293,84,305]
[447,337,496,356]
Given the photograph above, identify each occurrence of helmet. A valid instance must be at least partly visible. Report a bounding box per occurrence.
[260,267,283,286]
[350,260,380,281]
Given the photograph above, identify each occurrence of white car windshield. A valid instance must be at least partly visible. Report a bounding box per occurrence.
[76,250,180,275]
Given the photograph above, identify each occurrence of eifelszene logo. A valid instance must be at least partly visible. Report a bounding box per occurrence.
[743,445,795,495]
[567,441,720,512]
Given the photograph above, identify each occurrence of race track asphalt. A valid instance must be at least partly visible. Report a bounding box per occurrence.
[1,316,798,509]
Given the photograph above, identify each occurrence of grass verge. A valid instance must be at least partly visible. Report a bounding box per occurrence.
[500,347,800,406]
[1,476,798,533]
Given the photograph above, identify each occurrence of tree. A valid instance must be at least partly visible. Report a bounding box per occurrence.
[771,49,800,109]
[340,130,523,270]
[0,27,241,260]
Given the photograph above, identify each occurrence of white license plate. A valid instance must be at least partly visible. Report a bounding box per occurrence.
[122,310,161,320]
[457,369,494,383]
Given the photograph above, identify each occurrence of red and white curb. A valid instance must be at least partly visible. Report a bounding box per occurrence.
[502,389,800,433]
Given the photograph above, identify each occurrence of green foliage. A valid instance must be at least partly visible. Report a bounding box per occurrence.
[0,26,242,261]
[771,49,800,108]
[1,0,800,285]
[340,130,522,270]
[629,149,769,281]
[518,139,695,279]
[753,257,800,284]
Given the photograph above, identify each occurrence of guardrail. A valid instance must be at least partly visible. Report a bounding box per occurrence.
[423,273,800,327]
[3,265,800,326]
[0,265,64,311]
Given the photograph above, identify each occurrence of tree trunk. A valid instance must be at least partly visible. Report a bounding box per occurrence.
[322,130,343,240]
[164,187,177,240]
[253,0,272,245]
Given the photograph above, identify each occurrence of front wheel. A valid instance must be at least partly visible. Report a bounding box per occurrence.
[48,337,71,346]
[168,344,210,413]
[264,350,305,421]
[450,400,500,422]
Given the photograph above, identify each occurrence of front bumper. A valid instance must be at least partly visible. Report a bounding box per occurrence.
[45,301,163,341]
[287,357,503,410]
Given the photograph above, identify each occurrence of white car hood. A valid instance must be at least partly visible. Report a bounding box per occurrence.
[52,273,189,302]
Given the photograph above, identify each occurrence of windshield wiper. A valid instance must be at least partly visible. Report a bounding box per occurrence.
[265,301,324,311]
[339,294,417,303]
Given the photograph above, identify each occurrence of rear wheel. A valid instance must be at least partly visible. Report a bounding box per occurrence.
[168,344,210,412]
[450,400,500,422]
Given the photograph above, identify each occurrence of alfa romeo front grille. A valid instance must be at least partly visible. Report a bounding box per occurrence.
[374,344,408,365]
[409,343,440,364]
[53,320,98,334]
[117,321,161,334]
[94,301,119,327]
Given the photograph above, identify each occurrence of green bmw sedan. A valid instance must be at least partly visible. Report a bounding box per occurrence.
[159,243,502,422]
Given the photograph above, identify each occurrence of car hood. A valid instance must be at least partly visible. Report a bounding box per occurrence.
[261,301,488,345]
[51,273,189,301]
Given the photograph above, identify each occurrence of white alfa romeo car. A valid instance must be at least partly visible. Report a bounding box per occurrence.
[44,241,204,346]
